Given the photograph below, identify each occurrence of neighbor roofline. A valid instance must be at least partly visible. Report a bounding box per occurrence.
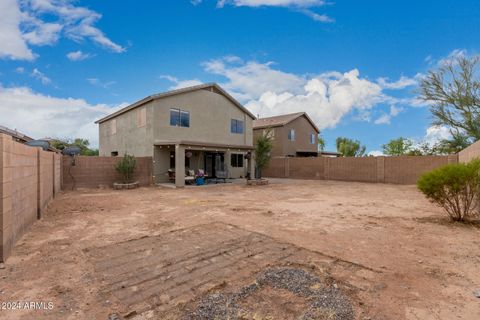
[95,83,255,124]
[253,112,320,133]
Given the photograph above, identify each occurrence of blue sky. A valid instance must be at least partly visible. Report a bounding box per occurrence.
[1,0,479,152]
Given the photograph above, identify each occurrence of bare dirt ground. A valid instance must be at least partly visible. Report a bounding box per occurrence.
[0,179,479,319]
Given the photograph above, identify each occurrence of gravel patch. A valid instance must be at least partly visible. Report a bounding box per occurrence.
[184,267,354,320]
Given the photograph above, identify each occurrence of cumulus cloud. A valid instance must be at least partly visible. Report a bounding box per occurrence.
[202,57,398,130]
[159,75,203,90]
[0,0,124,60]
[424,125,451,146]
[66,50,92,61]
[0,85,125,147]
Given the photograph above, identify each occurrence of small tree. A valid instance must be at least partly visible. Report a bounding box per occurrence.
[318,133,326,151]
[382,137,413,156]
[115,153,137,183]
[336,137,366,157]
[417,160,480,221]
[254,131,273,179]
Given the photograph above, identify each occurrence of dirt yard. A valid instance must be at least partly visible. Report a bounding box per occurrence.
[0,179,479,319]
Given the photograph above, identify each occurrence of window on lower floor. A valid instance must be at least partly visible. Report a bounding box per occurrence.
[310,133,316,144]
[111,151,118,156]
[230,153,244,167]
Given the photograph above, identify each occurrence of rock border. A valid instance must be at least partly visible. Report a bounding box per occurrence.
[246,178,269,186]
[113,181,140,190]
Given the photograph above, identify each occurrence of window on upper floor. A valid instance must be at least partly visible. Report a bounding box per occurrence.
[230,154,244,167]
[288,129,295,141]
[170,108,190,127]
[231,119,244,134]
[310,133,316,144]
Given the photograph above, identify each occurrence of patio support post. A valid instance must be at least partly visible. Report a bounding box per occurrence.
[175,144,185,188]
[248,153,256,180]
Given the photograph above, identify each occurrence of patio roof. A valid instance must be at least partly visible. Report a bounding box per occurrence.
[154,140,254,150]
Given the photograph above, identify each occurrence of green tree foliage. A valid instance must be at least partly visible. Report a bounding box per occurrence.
[382,137,413,156]
[254,130,273,179]
[50,138,99,156]
[318,133,326,151]
[417,160,480,221]
[336,137,366,157]
[419,54,480,149]
[115,153,137,183]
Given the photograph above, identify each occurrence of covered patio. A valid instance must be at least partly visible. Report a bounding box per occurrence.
[153,140,255,187]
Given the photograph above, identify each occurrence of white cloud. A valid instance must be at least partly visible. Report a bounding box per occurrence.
[368,150,384,157]
[424,125,451,146]
[204,0,332,22]
[15,67,25,74]
[203,57,393,130]
[0,0,35,60]
[374,114,391,125]
[217,0,325,7]
[0,0,124,61]
[373,105,403,125]
[87,78,116,89]
[30,68,51,85]
[0,85,125,147]
[66,50,92,61]
[159,75,203,90]
[377,76,417,89]
[203,57,306,100]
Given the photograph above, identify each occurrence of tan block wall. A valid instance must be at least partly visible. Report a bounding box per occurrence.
[38,150,54,218]
[384,155,457,184]
[1,134,62,262]
[458,140,480,163]
[62,156,153,190]
[263,155,458,185]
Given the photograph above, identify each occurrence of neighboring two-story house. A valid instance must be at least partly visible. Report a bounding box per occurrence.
[96,83,256,187]
[253,112,320,157]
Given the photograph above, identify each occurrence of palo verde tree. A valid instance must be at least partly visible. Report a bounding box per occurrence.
[336,137,366,157]
[419,54,480,150]
[254,130,273,179]
[382,137,413,156]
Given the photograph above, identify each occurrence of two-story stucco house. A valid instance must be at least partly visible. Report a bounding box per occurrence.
[95,83,256,187]
[253,112,320,157]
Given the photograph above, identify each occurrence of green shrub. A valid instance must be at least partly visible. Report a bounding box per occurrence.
[417,160,480,221]
[115,153,137,183]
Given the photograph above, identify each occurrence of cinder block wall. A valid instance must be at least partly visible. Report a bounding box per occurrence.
[0,134,62,262]
[458,140,480,163]
[62,156,153,190]
[263,155,458,185]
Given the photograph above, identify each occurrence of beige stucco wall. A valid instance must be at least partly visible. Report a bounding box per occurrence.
[99,105,154,157]
[151,89,253,146]
[99,89,253,158]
